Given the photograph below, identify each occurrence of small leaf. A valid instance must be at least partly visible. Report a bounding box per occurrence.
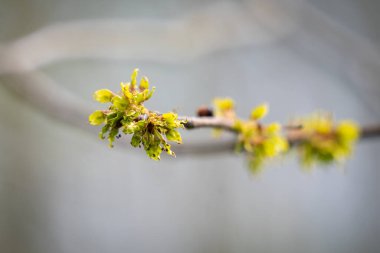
[213,98,234,111]
[112,96,129,110]
[164,143,176,157]
[166,130,182,144]
[135,93,145,104]
[121,82,133,99]
[139,76,149,90]
[145,142,162,160]
[93,89,114,103]
[135,87,155,104]
[145,87,155,101]
[108,128,119,148]
[89,110,106,125]
[130,68,139,88]
[131,133,142,147]
[99,123,110,139]
[251,103,268,120]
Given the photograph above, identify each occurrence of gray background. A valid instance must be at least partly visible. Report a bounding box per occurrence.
[0,0,379,252]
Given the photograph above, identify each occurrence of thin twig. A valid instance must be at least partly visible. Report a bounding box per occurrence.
[180,116,302,132]
[360,125,380,139]
[181,116,380,143]
[179,116,236,132]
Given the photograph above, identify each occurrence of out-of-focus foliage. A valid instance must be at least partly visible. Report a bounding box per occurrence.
[213,99,359,173]
[232,103,288,174]
[213,98,288,173]
[89,69,184,160]
[291,113,359,168]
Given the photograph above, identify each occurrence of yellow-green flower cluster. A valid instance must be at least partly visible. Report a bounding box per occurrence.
[89,69,184,160]
[89,69,362,170]
[234,104,289,174]
[293,113,359,167]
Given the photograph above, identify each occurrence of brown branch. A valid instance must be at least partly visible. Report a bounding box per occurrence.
[179,116,236,132]
[180,116,302,132]
[180,116,380,142]
[171,118,380,155]
[360,125,380,139]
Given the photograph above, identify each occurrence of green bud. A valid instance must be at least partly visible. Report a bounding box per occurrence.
[145,87,155,101]
[139,77,149,90]
[93,89,114,103]
[213,98,234,111]
[130,68,139,88]
[251,103,268,120]
[111,96,129,110]
[120,82,133,100]
[89,110,106,125]
[166,130,182,144]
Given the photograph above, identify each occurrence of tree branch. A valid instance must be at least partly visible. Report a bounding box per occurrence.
[181,116,380,142]
[359,125,380,139]
[180,116,236,132]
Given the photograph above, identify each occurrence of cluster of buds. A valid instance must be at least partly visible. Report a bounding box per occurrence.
[289,113,359,167]
[89,69,184,160]
[214,99,288,173]
[89,69,360,172]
